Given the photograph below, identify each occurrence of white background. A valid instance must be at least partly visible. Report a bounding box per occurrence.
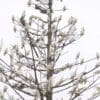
[0,0,100,99]
[0,0,100,58]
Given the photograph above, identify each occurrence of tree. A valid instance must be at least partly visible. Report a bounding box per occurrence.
[0,0,100,100]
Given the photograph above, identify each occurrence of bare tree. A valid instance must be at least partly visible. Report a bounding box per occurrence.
[0,0,100,100]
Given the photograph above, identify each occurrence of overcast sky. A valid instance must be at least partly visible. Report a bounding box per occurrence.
[0,0,100,99]
[0,0,100,59]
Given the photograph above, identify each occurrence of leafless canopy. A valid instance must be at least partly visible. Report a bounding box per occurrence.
[0,0,100,100]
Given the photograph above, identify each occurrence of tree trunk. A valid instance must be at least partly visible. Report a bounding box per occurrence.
[46,0,53,100]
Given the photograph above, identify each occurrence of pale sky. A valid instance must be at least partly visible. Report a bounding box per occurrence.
[0,0,100,58]
[0,0,100,99]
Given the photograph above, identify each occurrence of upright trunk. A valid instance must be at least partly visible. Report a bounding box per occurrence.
[46,0,53,100]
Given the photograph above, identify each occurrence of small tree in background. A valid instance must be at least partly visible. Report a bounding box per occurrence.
[0,0,100,100]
